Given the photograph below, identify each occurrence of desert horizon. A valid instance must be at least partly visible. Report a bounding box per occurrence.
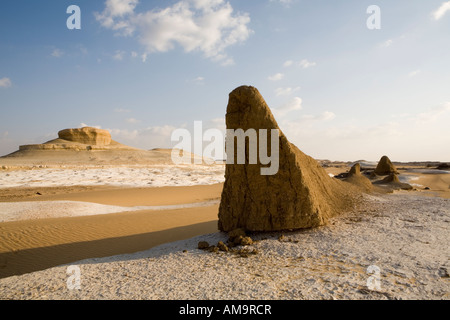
[1,123,449,164]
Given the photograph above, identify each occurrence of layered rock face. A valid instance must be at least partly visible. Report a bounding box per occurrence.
[17,127,140,152]
[58,127,112,146]
[218,86,355,232]
[374,155,398,175]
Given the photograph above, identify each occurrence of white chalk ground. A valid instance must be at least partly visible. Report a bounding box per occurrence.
[0,164,225,188]
[0,164,224,222]
[1,192,449,300]
[0,200,220,223]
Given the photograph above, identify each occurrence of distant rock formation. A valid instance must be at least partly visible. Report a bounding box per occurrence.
[437,163,450,170]
[344,163,373,192]
[374,173,413,190]
[349,162,361,175]
[374,155,398,175]
[218,86,356,232]
[58,127,111,146]
[382,173,400,183]
[18,127,137,152]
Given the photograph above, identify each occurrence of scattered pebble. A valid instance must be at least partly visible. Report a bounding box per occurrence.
[197,241,209,250]
[217,241,229,252]
[438,267,449,278]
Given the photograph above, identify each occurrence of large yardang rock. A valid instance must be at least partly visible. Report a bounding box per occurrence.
[218,86,356,232]
[374,155,398,175]
[58,127,112,146]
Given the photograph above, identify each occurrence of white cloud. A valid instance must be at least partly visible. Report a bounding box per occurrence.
[131,51,148,63]
[268,73,284,81]
[272,97,302,117]
[283,59,316,69]
[275,86,300,96]
[190,76,206,84]
[78,45,88,55]
[281,97,302,111]
[300,111,336,122]
[112,50,126,61]
[270,0,294,7]
[51,49,64,58]
[298,59,316,69]
[107,118,228,151]
[415,102,450,124]
[126,118,140,124]
[95,0,139,35]
[109,128,139,141]
[187,76,206,85]
[321,111,337,121]
[433,1,450,20]
[283,60,293,67]
[408,70,421,77]
[114,108,132,113]
[208,117,226,131]
[95,0,252,65]
[0,77,12,88]
[109,124,178,149]
[381,39,393,48]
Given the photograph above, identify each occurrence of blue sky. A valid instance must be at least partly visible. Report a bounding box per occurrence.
[1,0,450,161]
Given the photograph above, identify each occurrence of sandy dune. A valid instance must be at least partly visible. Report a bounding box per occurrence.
[0,184,223,279]
[0,192,448,300]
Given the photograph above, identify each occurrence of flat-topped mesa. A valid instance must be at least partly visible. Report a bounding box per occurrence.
[16,127,143,153]
[58,127,112,146]
[218,86,357,232]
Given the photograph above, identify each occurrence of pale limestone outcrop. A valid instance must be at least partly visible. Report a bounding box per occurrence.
[58,127,111,146]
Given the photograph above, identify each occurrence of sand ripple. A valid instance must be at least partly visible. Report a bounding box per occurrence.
[0,200,220,223]
[1,193,448,300]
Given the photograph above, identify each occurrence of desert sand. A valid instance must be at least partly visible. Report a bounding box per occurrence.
[0,124,449,300]
[0,178,224,279]
[0,188,448,300]
[1,154,449,300]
